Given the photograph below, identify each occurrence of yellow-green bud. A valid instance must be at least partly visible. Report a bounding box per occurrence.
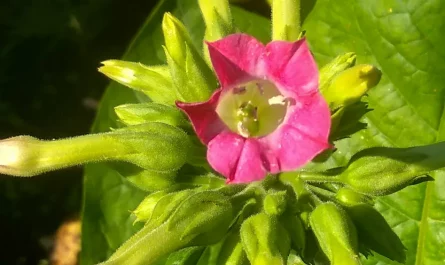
[162,13,217,102]
[323,64,382,111]
[99,60,175,104]
[198,0,234,41]
[272,0,301,41]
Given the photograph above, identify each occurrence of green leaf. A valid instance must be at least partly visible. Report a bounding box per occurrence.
[304,0,445,264]
[80,1,270,264]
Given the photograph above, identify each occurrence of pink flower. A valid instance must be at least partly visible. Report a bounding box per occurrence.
[177,34,331,183]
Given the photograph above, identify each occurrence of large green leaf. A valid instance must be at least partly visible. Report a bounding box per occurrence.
[80,0,270,264]
[304,0,445,264]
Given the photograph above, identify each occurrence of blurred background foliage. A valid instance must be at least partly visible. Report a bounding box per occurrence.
[0,0,159,264]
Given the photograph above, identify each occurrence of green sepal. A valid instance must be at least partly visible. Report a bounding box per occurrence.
[110,122,191,172]
[162,13,217,102]
[146,188,197,229]
[346,203,406,263]
[132,190,169,223]
[166,247,206,265]
[99,61,175,104]
[309,202,361,265]
[196,230,248,265]
[264,190,288,216]
[167,190,233,245]
[114,103,190,129]
[240,212,291,265]
[279,210,306,254]
[198,0,234,41]
[319,52,356,92]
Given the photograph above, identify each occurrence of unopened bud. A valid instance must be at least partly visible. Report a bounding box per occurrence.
[309,203,361,265]
[339,142,445,196]
[162,13,217,102]
[323,64,382,111]
[99,60,175,104]
[198,0,234,41]
[241,212,290,265]
[0,123,190,177]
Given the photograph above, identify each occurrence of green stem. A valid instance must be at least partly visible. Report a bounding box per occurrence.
[101,223,185,265]
[272,0,301,41]
[299,171,342,183]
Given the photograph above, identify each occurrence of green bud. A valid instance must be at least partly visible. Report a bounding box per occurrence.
[162,13,216,102]
[241,212,290,265]
[339,142,445,196]
[323,64,382,111]
[319,53,356,91]
[279,211,305,253]
[99,60,175,104]
[115,103,190,129]
[335,187,372,207]
[0,123,189,177]
[272,0,301,41]
[198,0,234,41]
[347,203,406,263]
[168,191,233,245]
[133,190,169,223]
[309,203,361,265]
[264,191,287,216]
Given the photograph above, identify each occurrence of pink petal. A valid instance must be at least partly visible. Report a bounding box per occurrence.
[264,38,319,96]
[207,34,265,88]
[176,89,226,144]
[258,93,331,172]
[207,132,267,183]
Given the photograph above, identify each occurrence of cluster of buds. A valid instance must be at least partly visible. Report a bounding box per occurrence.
[1,0,443,265]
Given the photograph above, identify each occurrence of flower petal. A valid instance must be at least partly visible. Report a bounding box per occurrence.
[258,93,331,172]
[207,132,266,183]
[176,89,226,144]
[264,38,319,96]
[207,33,265,88]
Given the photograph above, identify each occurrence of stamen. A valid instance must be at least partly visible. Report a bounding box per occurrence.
[233,86,247,94]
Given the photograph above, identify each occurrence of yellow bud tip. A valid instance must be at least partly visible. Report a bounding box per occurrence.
[358,64,382,88]
[0,138,22,168]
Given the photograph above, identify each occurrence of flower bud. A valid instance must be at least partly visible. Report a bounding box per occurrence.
[323,64,382,111]
[346,203,406,263]
[319,53,356,91]
[309,203,361,265]
[99,60,175,104]
[198,0,234,41]
[162,13,216,102]
[272,0,301,41]
[335,187,372,207]
[241,212,290,265]
[339,142,445,196]
[0,123,190,177]
[114,103,190,129]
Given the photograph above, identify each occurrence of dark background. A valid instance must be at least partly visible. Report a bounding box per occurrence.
[0,0,158,264]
